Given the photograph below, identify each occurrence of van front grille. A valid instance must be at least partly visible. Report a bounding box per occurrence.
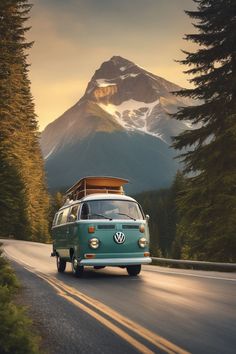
[122,225,139,229]
[97,225,115,230]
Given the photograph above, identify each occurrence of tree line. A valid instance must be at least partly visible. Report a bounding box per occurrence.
[172,0,236,261]
[0,0,49,242]
[0,0,235,261]
[135,170,236,262]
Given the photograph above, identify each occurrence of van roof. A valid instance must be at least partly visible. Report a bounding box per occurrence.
[60,193,137,211]
[80,193,136,203]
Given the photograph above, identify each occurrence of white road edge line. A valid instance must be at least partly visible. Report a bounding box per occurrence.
[3,249,34,269]
[144,268,236,282]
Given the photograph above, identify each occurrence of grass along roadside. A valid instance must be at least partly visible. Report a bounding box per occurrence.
[0,243,41,354]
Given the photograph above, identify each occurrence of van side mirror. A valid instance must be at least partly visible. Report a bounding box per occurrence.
[68,214,76,222]
[146,214,150,222]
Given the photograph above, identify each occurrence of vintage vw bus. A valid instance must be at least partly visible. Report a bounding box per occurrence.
[51,177,151,277]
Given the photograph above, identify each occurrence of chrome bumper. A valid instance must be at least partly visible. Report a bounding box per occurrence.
[80,257,152,266]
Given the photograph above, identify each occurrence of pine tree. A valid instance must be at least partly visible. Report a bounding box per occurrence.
[49,191,63,227]
[0,0,50,241]
[173,0,236,261]
[134,173,186,258]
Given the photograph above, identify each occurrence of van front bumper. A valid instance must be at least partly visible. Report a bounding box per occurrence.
[80,257,152,266]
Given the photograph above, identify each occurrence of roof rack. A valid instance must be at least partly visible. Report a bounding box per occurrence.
[65,176,129,201]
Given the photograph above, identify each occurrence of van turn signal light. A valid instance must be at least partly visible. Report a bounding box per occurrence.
[85,254,96,259]
[144,252,150,257]
[88,226,95,233]
[139,224,145,233]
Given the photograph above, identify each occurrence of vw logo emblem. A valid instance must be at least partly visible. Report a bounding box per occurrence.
[114,232,126,244]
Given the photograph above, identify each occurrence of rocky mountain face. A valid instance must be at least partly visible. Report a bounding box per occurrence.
[41,56,194,193]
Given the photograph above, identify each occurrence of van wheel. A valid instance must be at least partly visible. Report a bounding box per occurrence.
[126,265,141,276]
[72,256,84,277]
[56,256,66,273]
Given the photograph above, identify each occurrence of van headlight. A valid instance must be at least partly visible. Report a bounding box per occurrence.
[89,238,100,249]
[138,237,148,248]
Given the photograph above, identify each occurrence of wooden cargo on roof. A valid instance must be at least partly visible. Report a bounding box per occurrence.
[65,176,129,201]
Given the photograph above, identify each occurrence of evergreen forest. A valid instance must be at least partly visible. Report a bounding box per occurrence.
[0,0,50,242]
[171,0,236,262]
[136,0,236,262]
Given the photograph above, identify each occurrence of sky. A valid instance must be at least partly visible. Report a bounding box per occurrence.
[27,0,197,131]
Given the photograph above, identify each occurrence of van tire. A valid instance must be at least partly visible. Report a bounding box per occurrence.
[72,256,84,277]
[56,256,66,273]
[126,264,141,276]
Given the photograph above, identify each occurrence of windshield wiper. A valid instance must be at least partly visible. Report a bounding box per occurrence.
[116,213,136,221]
[90,213,113,220]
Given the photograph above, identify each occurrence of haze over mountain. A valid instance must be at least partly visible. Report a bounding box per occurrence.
[41,56,194,193]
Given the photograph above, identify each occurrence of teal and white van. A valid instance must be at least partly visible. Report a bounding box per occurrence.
[51,177,151,277]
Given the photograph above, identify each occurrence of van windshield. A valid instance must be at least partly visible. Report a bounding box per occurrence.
[80,200,144,220]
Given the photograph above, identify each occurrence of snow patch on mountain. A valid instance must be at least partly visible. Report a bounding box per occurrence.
[99,99,165,141]
[99,98,158,117]
[120,73,139,80]
[45,145,56,160]
[96,73,139,87]
[96,79,117,88]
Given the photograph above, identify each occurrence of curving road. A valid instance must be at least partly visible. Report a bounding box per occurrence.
[2,239,236,354]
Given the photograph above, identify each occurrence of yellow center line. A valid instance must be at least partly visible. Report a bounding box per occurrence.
[39,273,190,354]
[33,272,155,354]
[4,253,189,354]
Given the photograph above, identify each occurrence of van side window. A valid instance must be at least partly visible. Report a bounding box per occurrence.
[57,212,63,225]
[61,208,69,224]
[68,205,79,222]
[81,203,89,219]
[52,213,58,227]
[57,209,69,225]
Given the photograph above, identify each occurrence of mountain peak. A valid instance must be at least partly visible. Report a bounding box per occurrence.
[109,55,134,67]
[83,55,183,108]
[90,55,136,82]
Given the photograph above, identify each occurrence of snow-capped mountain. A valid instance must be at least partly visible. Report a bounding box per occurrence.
[84,56,193,142]
[41,56,194,193]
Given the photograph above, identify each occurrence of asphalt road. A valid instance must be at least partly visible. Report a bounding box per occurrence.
[2,239,236,354]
